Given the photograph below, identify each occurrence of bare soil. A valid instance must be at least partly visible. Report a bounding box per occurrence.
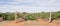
[0,19,60,26]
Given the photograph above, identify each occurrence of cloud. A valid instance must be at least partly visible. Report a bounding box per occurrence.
[0,5,37,13]
[15,0,34,2]
[0,5,60,13]
[0,0,60,13]
[0,0,60,7]
[0,0,15,2]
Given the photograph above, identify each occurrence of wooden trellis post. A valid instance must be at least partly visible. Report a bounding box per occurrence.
[49,11,52,23]
[15,11,17,21]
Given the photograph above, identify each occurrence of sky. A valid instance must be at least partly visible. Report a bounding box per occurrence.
[0,0,60,13]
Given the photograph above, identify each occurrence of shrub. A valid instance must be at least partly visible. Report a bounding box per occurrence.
[52,12,60,19]
[4,13,15,21]
[26,15,36,20]
[40,13,49,19]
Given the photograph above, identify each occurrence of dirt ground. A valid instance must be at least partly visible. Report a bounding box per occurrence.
[0,19,60,26]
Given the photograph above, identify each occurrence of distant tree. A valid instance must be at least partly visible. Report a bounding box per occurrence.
[42,11,45,13]
[22,12,26,14]
[57,11,60,13]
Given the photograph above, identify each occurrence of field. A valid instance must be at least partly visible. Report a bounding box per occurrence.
[0,11,60,26]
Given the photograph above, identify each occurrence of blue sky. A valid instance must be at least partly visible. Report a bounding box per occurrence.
[0,0,60,13]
